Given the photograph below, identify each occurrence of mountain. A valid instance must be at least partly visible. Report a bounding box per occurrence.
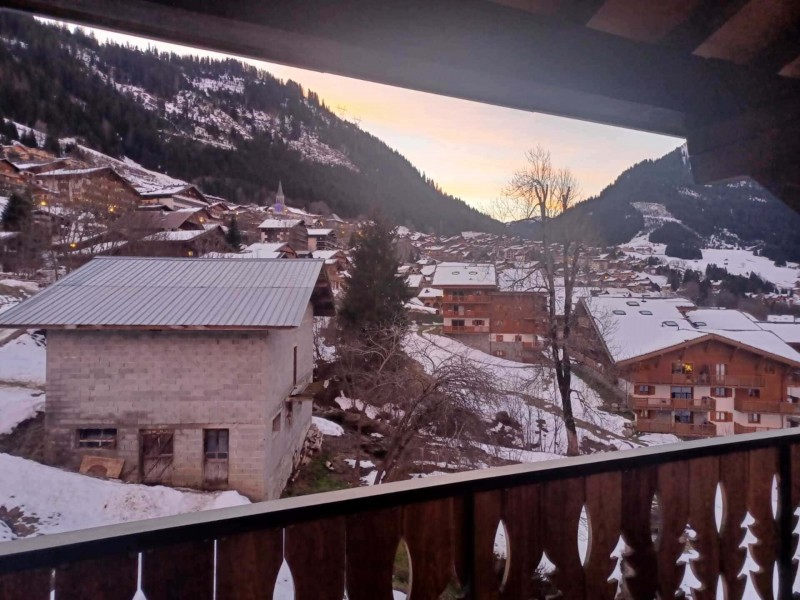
[510,146,800,263]
[0,13,499,235]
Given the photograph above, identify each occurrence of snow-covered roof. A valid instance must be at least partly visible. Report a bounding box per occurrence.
[307,228,333,236]
[258,218,304,229]
[420,265,436,276]
[756,322,800,345]
[583,296,700,363]
[418,287,444,298]
[685,308,759,330]
[431,262,496,287]
[312,250,343,260]
[406,274,423,288]
[142,230,212,242]
[35,167,108,177]
[584,296,800,366]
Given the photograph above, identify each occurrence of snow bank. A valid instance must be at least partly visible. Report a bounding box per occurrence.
[0,386,44,435]
[0,331,46,385]
[0,453,249,540]
[312,416,344,437]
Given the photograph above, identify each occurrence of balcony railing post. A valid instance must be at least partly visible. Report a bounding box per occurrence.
[461,492,476,599]
[778,443,794,600]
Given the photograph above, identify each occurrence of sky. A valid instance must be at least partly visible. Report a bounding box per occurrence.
[55,20,682,217]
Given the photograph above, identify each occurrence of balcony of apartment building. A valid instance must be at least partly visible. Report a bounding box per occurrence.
[636,415,717,437]
[443,293,492,304]
[442,307,491,319]
[4,429,800,598]
[631,395,716,412]
[734,396,800,416]
[443,324,490,334]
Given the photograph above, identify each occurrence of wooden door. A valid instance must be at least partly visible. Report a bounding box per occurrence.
[140,430,174,484]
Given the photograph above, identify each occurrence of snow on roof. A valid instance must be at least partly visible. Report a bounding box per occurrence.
[142,230,210,242]
[258,218,304,229]
[35,167,108,177]
[431,262,496,287]
[583,296,700,363]
[756,322,800,345]
[307,228,333,236]
[585,296,800,365]
[406,274,423,288]
[0,231,20,240]
[418,287,444,298]
[685,308,759,330]
[312,250,343,260]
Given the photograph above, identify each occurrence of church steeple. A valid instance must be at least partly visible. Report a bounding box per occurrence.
[274,180,285,214]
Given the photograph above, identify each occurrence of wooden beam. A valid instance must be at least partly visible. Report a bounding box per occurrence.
[660,0,750,52]
[750,24,800,76]
[2,0,797,137]
[587,0,704,44]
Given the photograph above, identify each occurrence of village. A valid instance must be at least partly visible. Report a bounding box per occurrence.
[1,132,800,513]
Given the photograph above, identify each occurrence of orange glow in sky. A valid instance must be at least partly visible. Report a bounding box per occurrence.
[59,21,682,217]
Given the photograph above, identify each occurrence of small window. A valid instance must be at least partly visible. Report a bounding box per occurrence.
[748,388,761,398]
[495,335,503,342]
[639,310,653,316]
[452,319,465,327]
[285,401,294,427]
[636,385,653,395]
[626,301,640,306]
[77,428,117,449]
[204,429,229,459]
[662,320,678,327]
[672,362,693,375]
[713,412,730,422]
[473,319,485,326]
[712,387,730,397]
[693,321,707,327]
[612,309,626,315]
[670,386,692,399]
[514,334,523,342]
[272,412,282,433]
[747,413,761,424]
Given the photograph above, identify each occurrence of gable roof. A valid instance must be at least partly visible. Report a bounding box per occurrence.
[258,218,305,229]
[0,257,331,330]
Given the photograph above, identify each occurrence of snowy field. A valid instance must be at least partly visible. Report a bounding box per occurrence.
[624,242,799,289]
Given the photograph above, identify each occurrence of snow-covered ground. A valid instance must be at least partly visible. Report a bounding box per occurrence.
[0,453,248,541]
[0,386,44,435]
[624,242,799,289]
[0,331,46,385]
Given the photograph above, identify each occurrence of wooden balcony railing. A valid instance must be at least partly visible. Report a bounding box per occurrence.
[735,398,790,415]
[444,325,489,334]
[442,309,490,318]
[443,294,491,303]
[734,422,775,435]
[632,396,716,411]
[3,430,800,598]
[636,418,717,437]
[664,373,766,387]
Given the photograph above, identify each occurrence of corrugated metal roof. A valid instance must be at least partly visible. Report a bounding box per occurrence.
[0,257,325,329]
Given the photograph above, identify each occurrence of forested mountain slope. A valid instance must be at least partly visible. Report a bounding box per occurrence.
[0,13,499,234]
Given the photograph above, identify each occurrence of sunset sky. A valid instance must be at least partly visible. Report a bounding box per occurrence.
[61,21,682,216]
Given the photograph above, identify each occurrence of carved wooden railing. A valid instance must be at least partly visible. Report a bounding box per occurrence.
[2,429,800,599]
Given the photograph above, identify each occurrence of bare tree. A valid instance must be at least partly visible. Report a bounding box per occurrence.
[501,146,590,456]
[336,323,502,483]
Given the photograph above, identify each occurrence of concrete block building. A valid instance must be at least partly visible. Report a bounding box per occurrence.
[0,256,335,500]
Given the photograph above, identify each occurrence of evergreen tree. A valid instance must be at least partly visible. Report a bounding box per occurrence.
[19,131,38,148]
[1,192,33,231]
[225,215,243,249]
[338,218,412,335]
[44,132,61,155]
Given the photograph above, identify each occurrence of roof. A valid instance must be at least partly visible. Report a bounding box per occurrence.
[307,228,334,236]
[757,322,800,345]
[258,218,304,229]
[141,230,211,242]
[34,167,108,177]
[0,257,330,329]
[431,262,496,287]
[583,296,800,366]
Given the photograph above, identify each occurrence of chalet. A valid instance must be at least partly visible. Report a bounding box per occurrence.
[258,218,308,251]
[307,228,336,251]
[435,262,497,349]
[133,226,232,258]
[206,242,298,260]
[0,257,336,500]
[34,167,141,212]
[579,297,800,438]
[138,184,209,210]
[418,287,444,311]
[489,291,547,362]
[312,249,348,293]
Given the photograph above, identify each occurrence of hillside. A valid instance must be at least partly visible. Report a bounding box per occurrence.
[538,146,800,263]
[0,13,498,234]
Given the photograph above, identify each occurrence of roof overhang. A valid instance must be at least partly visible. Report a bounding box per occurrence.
[4,0,800,210]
